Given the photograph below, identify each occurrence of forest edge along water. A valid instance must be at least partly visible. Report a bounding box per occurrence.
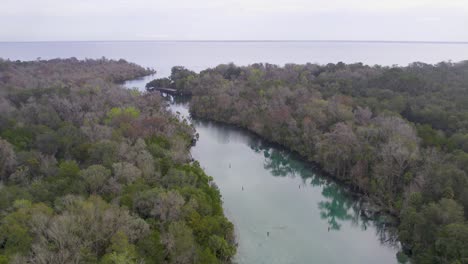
[173,96,401,264]
[124,79,404,264]
[7,41,465,263]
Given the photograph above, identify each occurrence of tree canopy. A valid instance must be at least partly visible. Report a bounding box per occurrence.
[0,58,235,263]
[150,61,468,263]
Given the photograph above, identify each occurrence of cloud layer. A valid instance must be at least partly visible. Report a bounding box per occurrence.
[1,0,467,41]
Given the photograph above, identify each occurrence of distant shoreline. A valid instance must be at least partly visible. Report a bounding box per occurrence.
[1,40,468,44]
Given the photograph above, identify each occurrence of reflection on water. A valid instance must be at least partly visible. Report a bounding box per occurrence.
[319,185,354,231]
[117,88,404,263]
[122,74,156,91]
[250,138,400,243]
[185,115,403,264]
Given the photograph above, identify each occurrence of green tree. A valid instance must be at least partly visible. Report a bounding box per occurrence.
[163,222,196,264]
[80,165,111,194]
[435,223,468,263]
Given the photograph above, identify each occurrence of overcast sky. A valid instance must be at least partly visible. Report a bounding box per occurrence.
[1,0,467,41]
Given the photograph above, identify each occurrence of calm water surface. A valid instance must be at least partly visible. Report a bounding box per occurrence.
[1,41,467,77]
[2,41,459,263]
[168,100,400,264]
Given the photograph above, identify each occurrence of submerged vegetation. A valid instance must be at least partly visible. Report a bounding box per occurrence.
[150,61,468,263]
[0,58,235,263]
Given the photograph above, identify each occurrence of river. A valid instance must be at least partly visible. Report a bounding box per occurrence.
[154,92,403,264]
[123,76,403,263]
[1,40,433,263]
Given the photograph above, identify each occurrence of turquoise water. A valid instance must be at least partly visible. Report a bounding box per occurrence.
[169,100,401,264]
[0,40,448,263]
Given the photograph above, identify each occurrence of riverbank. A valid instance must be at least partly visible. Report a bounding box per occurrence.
[164,98,402,263]
[0,59,236,263]
[165,61,464,263]
[174,96,398,222]
[189,111,400,221]
[176,61,468,263]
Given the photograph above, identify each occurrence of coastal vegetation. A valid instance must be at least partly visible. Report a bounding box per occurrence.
[149,61,468,263]
[0,58,235,263]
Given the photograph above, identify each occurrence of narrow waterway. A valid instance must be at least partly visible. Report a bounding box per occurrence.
[124,78,403,264]
[169,98,402,264]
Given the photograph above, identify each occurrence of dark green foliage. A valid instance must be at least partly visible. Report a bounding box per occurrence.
[416,124,448,149]
[146,77,172,89]
[88,140,118,168]
[400,199,466,263]
[1,127,34,150]
[137,230,165,263]
[146,66,197,95]
[435,223,468,262]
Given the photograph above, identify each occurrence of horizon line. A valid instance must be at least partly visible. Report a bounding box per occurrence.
[1,39,468,44]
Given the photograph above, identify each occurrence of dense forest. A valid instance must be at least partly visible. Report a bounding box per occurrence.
[0,58,236,264]
[150,61,468,263]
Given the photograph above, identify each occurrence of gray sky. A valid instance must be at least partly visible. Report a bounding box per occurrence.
[1,0,468,41]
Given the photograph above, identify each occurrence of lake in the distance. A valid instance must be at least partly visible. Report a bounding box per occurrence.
[3,41,465,263]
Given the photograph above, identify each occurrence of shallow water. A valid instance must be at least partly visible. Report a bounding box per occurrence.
[169,100,401,264]
[120,56,408,263]
[0,40,443,263]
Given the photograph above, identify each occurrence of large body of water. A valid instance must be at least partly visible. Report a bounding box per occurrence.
[1,41,467,77]
[3,41,466,263]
